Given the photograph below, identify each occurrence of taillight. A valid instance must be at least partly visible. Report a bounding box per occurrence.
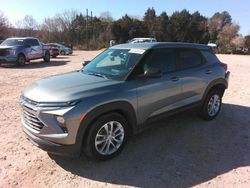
[221,62,228,71]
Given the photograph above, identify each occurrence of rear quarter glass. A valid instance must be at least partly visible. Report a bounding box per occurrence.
[201,50,220,64]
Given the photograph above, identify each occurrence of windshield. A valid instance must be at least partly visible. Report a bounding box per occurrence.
[82,48,145,80]
[1,39,24,46]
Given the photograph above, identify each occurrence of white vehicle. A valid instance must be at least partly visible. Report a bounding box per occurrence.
[128,38,157,44]
[208,43,217,48]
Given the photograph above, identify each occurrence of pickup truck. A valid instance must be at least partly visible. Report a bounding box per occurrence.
[0,37,50,66]
[43,43,59,58]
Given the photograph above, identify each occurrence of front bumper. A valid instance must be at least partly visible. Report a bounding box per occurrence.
[0,56,17,64]
[20,98,83,157]
[23,126,81,156]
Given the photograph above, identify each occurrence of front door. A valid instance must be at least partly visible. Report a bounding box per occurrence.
[134,48,182,124]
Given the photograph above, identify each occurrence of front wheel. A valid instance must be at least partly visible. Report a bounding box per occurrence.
[199,90,222,120]
[83,113,128,160]
[17,54,26,66]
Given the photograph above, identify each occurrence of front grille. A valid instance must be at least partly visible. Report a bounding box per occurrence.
[22,108,44,131]
[0,49,8,56]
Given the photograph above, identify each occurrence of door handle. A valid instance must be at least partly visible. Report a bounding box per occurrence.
[205,69,213,74]
[171,76,179,82]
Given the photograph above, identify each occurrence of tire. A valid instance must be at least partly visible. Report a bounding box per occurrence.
[43,51,50,62]
[199,89,222,120]
[83,113,129,160]
[17,54,26,66]
[61,51,65,55]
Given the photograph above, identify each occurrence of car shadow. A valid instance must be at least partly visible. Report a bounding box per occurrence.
[0,60,69,69]
[52,56,70,60]
[49,103,250,187]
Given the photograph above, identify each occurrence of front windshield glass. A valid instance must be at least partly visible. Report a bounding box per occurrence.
[82,48,145,80]
[1,39,24,46]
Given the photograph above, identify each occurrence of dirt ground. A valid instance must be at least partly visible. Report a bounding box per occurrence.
[0,51,250,188]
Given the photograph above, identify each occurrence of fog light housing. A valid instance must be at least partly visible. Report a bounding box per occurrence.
[56,116,65,124]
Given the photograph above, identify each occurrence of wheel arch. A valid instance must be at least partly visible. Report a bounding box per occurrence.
[44,50,50,56]
[202,78,227,102]
[75,101,137,152]
[18,52,26,59]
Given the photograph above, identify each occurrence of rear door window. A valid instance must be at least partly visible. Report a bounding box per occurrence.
[25,39,33,47]
[178,49,202,70]
[31,39,40,46]
[143,49,176,73]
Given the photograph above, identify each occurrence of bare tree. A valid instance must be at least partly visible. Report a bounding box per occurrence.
[58,10,78,28]
[39,17,61,42]
[208,11,232,42]
[55,10,78,44]
[231,35,245,50]
[217,23,240,53]
[0,10,9,39]
[22,15,38,36]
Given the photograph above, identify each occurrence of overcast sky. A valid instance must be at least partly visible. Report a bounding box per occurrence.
[1,0,249,35]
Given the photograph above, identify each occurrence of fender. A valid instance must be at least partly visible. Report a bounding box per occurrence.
[75,101,137,152]
[202,78,228,102]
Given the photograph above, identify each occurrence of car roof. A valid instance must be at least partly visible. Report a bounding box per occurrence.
[111,42,211,50]
[131,38,156,40]
[48,43,64,46]
[6,37,38,40]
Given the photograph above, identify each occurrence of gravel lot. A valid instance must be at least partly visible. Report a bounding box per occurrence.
[0,51,250,188]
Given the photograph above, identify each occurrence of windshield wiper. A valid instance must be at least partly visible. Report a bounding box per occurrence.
[85,72,108,79]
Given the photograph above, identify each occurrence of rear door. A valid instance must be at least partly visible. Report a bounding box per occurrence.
[134,48,183,124]
[176,48,208,105]
[23,39,34,60]
[31,39,43,59]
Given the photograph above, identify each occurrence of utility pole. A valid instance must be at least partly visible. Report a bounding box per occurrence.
[86,9,89,49]
[91,11,93,25]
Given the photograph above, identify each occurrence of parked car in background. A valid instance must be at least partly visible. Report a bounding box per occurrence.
[43,43,59,58]
[0,37,50,66]
[19,42,230,160]
[47,43,73,55]
[128,38,157,43]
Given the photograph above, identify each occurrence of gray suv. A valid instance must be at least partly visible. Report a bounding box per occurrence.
[19,42,230,160]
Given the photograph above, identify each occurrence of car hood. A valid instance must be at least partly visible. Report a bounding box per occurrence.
[23,71,122,102]
[0,45,22,50]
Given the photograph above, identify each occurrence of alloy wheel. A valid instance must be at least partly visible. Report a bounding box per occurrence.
[94,121,124,155]
[207,94,221,117]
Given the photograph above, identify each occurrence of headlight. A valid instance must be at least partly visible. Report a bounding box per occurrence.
[38,100,81,107]
[19,95,80,108]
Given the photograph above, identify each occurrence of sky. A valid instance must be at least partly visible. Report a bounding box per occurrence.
[0,0,249,36]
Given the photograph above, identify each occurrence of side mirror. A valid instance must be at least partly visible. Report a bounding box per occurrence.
[82,60,91,67]
[144,67,162,78]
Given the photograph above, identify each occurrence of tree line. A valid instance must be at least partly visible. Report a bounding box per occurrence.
[0,8,250,53]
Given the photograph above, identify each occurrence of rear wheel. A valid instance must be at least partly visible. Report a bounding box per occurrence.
[199,90,222,120]
[61,51,65,55]
[43,51,50,62]
[83,113,128,160]
[17,54,26,66]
